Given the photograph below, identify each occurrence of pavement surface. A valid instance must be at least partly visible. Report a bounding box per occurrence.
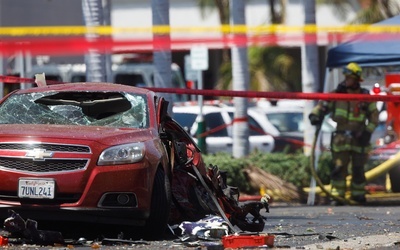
[267,203,400,249]
[1,203,400,249]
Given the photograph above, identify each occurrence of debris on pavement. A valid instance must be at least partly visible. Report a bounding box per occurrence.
[169,160,270,233]
[244,165,301,202]
[222,233,275,248]
[3,209,64,246]
[178,215,229,240]
[0,235,8,246]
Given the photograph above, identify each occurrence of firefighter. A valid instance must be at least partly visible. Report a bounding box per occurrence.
[308,62,379,205]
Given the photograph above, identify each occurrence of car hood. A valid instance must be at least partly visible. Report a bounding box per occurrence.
[0,124,155,145]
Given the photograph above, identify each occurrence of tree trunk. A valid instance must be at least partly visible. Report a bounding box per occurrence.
[230,0,249,158]
[301,0,319,156]
[301,0,320,206]
[152,0,173,114]
[82,0,107,82]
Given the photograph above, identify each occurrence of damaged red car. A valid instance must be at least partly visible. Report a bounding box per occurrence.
[0,82,268,240]
[0,83,183,237]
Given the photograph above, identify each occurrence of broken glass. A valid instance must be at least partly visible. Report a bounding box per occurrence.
[0,91,149,128]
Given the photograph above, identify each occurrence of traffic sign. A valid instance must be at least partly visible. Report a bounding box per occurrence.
[190,45,208,71]
[184,55,198,81]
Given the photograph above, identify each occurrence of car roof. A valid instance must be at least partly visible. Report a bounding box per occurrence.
[250,105,303,114]
[255,99,305,110]
[14,82,153,95]
[173,104,223,114]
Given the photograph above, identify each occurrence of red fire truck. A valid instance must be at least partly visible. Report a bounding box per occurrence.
[369,72,400,193]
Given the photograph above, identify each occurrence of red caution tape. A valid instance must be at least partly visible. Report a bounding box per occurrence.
[147,87,400,102]
[0,75,61,85]
[0,32,399,56]
[0,75,398,103]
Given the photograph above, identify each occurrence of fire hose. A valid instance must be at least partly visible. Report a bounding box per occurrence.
[309,124,358,205]
[307,124,400,201]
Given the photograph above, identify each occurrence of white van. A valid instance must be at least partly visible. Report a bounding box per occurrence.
[27,62,188,102]
[173,104,275,154]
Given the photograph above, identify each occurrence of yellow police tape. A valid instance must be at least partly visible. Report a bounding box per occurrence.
[1,24,400,36]
[304,150,400,194]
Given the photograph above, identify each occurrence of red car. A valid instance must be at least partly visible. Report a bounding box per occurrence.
[0,82,208,239]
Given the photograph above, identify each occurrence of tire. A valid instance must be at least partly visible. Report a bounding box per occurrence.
[389,165,400,193]
[142,167,171,240]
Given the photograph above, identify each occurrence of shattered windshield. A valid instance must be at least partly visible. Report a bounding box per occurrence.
[0,91,149,128]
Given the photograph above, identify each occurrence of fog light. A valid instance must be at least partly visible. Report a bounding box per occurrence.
[117,194,130,205]
[98,192,137,207]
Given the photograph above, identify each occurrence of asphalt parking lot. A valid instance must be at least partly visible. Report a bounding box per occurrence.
[267,203,400,249]
[1,203,399,249]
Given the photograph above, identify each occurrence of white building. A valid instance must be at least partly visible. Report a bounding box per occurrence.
[0,0,358,92]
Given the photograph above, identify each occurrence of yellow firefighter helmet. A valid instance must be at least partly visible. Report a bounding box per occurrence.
[342,62,363,81]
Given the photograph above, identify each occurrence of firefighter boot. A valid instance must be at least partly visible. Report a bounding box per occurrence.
[330,163,347,206]
[351,165,367,204]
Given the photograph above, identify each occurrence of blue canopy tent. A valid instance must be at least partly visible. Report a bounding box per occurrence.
[326,15,400,68]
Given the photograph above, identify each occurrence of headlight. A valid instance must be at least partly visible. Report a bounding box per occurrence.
[98,143,145,165]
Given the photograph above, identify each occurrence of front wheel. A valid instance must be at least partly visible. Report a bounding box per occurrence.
[142,167,171,240]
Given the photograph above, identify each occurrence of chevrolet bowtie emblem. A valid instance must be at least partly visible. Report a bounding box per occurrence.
[25,148,54,161]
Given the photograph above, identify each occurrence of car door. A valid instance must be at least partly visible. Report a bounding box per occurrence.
[201,112,233,154]
[225,110,275,153]
[180,110,231,154]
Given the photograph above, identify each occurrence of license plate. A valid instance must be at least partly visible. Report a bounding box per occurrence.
[18,178,55,199]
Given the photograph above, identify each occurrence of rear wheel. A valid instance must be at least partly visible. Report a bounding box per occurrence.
[389,165,400,193]
[142,167,171,240]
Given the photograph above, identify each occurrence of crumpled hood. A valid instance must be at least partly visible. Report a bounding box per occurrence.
[0,124,155,145]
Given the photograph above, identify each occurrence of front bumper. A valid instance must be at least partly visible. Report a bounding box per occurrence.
[0,205,149,226]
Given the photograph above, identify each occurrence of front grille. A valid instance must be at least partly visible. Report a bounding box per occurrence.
[0,157,88,172]
[0,143,90,153]
[0,143,91,173]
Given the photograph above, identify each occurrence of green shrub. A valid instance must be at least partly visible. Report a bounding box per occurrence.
[202,151,333,194]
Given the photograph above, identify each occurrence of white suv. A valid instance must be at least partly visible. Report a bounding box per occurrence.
[172,104,275,154]
[219,100,335,153]
[27,62,188,103]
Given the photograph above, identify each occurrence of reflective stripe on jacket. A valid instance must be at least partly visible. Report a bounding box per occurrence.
[310,87,379,152]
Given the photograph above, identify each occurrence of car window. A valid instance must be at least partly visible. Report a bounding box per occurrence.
[266,112,303,132]
[227,111,265,136]
[173,112,197,130]
[204,112,229,137]
[0,91,149,128]
[70,74,86,82]
[115,73,146,87]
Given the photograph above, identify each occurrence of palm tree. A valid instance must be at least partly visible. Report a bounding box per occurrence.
[151,0,173,115]
[320,0,400,23]
[198,0,298,92]
[302,0,319,157]
[82,0,108,82]
[230,0,250,158]
[197,0,230,64]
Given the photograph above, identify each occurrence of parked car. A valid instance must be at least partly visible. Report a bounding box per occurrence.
[254,99,389,153]
[227,100,334,153]
[220,104,306,153]
[172,104,275,154]
[26,62,189,103]
[0,82,204,239]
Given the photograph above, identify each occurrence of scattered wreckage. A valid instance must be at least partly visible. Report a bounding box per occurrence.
[0,80,272,247]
